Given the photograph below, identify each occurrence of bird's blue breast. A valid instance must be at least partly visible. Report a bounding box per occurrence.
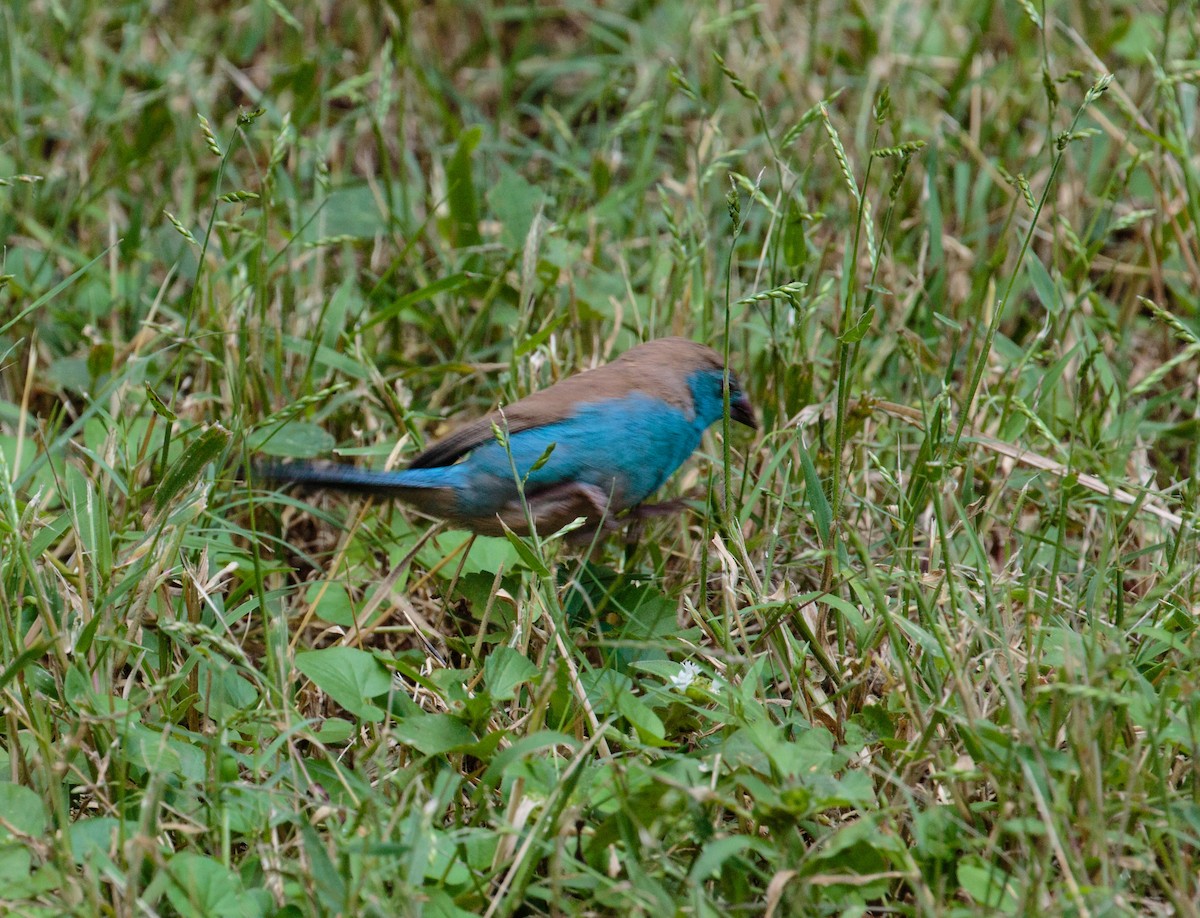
[448,392,707,517]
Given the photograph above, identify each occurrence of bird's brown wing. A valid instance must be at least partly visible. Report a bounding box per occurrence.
[408,337,716,469]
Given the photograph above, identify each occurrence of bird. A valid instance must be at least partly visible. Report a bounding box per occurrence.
[255,337,756,538]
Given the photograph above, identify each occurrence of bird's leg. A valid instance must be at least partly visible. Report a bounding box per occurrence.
[626,498,691,519]
[621,499,695,546]
[497,481,616,539]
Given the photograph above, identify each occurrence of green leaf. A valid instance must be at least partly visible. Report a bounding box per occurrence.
[782,202,808,270]
[1025,254,1060,315]
[798,439,832,545]
[394,713,477,755]
[839,305,875,343]
[68,471,111,592]
[305,581,354,627]
[86,341,113,380]
[446,125,482,247]
[144,382,177,420]
[418,532,520,577]
[513,313,568,357]
[527,442,555,476]
[0,642,55,693]
[121,724,206,783]
[295,647,393,721]
[499,520,550,576]
[162,852,265,918]
[0,243,115,336]
[487,167,547,250]
[361,272,474,330]
[69,817,139,867]
[425,889,480,918]
[314,718,354,746]
[590,154,611,200]
[0,782,48,839]
[484,646,539,701]
[689,836,765,882]
[958,859,1019,914]
[481,731,579,786]
[29,510,71,557]
[305,183,388,239]
[248,420,336,459]
[46,356,90,390]
[299,823,345,913]
[1113,15,1160,59]
[153,423,231,512]
[0,842,31,891]
[581,668,633,716]
[616,691,668,746]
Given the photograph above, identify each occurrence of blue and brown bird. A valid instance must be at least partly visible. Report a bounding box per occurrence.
[256,337,755,538]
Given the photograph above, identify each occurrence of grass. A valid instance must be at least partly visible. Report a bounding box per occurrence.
[2,0,1199,914]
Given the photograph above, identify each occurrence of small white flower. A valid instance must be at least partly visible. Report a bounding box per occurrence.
[671,660,702,691]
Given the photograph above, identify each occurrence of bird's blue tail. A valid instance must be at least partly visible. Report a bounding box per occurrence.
[253,461,457,495]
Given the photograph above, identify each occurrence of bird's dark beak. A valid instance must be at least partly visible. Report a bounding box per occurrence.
[729,390,757,429]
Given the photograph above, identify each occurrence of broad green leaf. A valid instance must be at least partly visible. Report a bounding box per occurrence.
[1025,253,1060,314]
[782,202,808,270]
[0,843,31,889]
[481,731,578,786]
[314,718,354,745]
[0,782,47,838]
[839,305,875,343]
[958,859,1020,914]
[68,471,111,592]
[513,313,568,358]
[446,125,482,247]
[0,643,53,694]
[499,520,550,576]
[247,420,335,459]
[162,852,265,918]
[362,272,475,329]
[394,713,476,755]
[425,889,480,918]
[689,836,767,882]
[153,423,231,512]
[295,647,393,721]
[581,668,633,716]
[426,829,471,883]
[417,531,521,578]
[300,183,388,239]
[0,243,115,336]
[487,167,547,250]
[306,581,354,627]
[144,382,177,420]
[69,818,138,867]
[798,438,832,545]
[616,691,668,745]
[484,645,539,701]
[121,724,205,784]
